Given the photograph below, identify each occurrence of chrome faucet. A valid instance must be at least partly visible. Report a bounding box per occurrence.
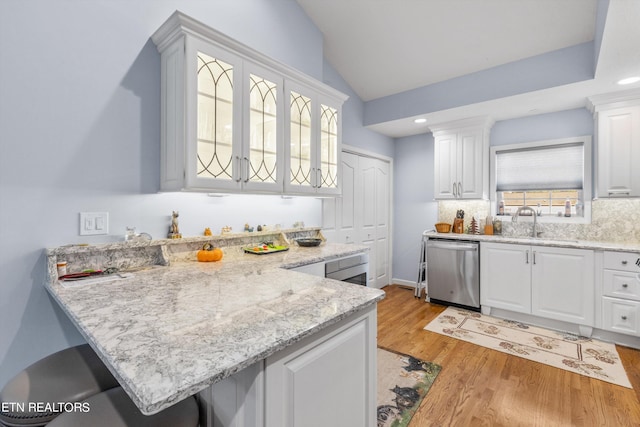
[512,206,538,238]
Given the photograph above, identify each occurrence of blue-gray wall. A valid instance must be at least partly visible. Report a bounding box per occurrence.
[0,0,392,387]
[392,133,437,285]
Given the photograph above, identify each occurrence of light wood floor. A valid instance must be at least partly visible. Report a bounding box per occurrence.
[377,285,640,427]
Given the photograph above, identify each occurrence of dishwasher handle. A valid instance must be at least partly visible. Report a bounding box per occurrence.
[427,241,478,251]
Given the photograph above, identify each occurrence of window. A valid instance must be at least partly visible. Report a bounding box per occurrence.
[490,136,592,222]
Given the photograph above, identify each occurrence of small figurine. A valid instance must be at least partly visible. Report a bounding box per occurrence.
[203,227,212,236]
[257,225,262,232]
[244,223,254,232]
[221,226,232,235]
[168,211,182,239]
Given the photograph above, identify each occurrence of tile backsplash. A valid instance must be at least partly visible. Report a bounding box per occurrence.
[438,199,640,244]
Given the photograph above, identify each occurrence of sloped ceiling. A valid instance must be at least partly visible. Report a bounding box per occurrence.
[296,0,640,137]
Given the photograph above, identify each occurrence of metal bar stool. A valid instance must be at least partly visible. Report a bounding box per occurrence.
[46,387,199,427]
[0,344,119,427]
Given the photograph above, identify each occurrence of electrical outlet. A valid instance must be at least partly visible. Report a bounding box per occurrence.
[80,212,109,235]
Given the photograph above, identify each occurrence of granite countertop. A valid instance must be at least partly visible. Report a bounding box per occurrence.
[45,243,384,415]
[424,231,640,253]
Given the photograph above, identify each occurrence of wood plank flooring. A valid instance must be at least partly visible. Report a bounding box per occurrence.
[377,285,640,426]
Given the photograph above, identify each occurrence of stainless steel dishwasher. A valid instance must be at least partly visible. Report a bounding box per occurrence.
[426,239,480,311]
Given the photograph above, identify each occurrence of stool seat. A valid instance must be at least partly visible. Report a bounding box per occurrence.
[46,387,199,427]
[0,344,119,427]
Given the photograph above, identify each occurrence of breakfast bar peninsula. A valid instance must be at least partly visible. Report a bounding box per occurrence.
[45,229,384,426]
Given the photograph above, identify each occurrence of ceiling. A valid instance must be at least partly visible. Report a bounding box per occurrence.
[296,0,640,137]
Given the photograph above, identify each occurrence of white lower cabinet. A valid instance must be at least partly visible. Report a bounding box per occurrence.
[265,305,377,427]
[600,251,640,337]
[531,246,595,326]
[199,305,377,427]
[480,243,531,313]
[481,242,595,328]
[602,297,640,335]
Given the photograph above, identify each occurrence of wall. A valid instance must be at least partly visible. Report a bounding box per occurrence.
[0,0,387,387]
[391,133,437,285]
[322,62,395,158]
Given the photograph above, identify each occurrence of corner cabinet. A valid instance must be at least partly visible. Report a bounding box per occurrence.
[151,11,347,195]
[588,90,640,198]
[432,117,493,200]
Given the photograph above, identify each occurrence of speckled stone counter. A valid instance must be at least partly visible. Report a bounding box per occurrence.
[424,231,640,253]
[45,231,384,415]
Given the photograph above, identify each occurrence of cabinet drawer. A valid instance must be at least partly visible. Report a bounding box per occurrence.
[603,269,640,301]
[602,297,640,336]
[603,251,640,273]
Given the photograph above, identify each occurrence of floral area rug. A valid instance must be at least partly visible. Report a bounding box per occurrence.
[377,347,441,427]
[424,306,631,388]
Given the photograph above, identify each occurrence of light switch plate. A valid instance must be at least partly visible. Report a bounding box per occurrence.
[79,212,109,235]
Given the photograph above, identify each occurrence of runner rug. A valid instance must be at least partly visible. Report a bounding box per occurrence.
[377,347,441,427]
[424,306,631,388]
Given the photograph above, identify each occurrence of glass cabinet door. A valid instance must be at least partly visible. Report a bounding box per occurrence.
[320,103,339,191]
[196,51,236,184]
[243,66,283,191]
[289,90,314,190]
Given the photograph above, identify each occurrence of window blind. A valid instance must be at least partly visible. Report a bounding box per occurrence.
[496,143,584,191]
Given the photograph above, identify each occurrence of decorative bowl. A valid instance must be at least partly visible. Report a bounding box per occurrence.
[435,223,452,233]
[296,238,323,247]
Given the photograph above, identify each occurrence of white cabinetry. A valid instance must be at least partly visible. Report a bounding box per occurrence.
[151,11,346,194]
[480,243,531,313]
[531,246,595,326]
[481,242,595,329]
[265,305,377,427]
[198,305,377,427]
[601,251,640,336]
[284,81,343,195]
[432,117,493,200]
[588,90,640,198]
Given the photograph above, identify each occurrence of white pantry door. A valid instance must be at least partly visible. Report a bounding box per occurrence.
[323,151,391,289]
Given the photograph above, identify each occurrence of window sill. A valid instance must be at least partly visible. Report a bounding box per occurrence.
[495,214,590,225]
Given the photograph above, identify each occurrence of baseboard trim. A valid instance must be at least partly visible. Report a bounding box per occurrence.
[392,278,415,288]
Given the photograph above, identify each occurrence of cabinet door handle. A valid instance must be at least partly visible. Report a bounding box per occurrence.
[452,182,457,197]
[235,156,242,182]
[526,250,529,264]
[243,157,250,183]
[622,283,629,288]
[458,182,462,198]
[608,189,630,195]
[622,260,628,265]
[622,315,628,321]
[317,168,322,188]
[312,168,317,188]
[533,251,537,265]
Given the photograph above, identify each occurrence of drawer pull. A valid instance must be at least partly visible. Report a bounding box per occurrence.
[622,260,628,265]
[622,283,629,288]
[621,316,628,321]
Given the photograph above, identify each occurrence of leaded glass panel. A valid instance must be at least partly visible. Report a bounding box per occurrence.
[290,91,312,186]
[320,104,338,188]
[197,52,234,180]
[249,74,278,183]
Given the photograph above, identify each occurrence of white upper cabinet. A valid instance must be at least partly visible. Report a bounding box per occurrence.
[152,11,346,194]
[588,90,640,198]
[284,81,342,195]
[432,117,493,200]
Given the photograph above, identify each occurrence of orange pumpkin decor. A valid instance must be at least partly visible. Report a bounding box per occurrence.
[197,243,224,262]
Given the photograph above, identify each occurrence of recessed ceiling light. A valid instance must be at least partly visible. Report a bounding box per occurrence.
[414,118,427,124]
[617,76,640,85]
